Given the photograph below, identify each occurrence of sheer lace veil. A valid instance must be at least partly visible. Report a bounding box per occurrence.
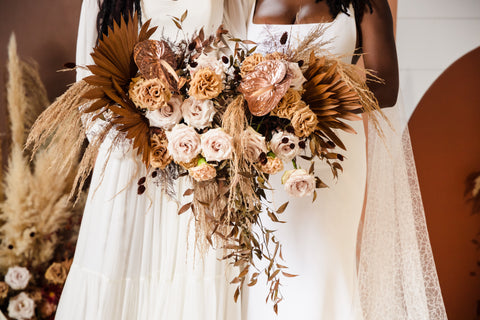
[358,96,447,319]
[224,1,447,318]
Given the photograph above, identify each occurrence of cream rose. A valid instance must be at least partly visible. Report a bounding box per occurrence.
[5,267,31,290]
[166,124,201,163]
[282,169,315,197]
[8,292,35,320]
[289,62,307,90]
[270,131,300,161]
[181,97,216,129]
[241,127,267,163]
[201,128,233,162]
[190,54,225,78]
[146,95,183,130]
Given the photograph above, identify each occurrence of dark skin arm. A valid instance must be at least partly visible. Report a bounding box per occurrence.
[252,0,399,108]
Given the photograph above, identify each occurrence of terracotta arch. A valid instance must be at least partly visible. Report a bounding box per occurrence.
[409,46,480,320]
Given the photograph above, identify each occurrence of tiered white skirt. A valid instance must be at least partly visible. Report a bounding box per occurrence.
[55,143,240,320]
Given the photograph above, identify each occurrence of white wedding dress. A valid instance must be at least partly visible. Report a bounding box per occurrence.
[241,4,366,320]
[55,1,241,319]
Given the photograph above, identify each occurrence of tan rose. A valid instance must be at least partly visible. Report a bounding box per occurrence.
[240,53,266,76]
[39,301,57,318]
[0,282,8,299]
[45,262,67,285]
[241,126,267,163]
[259,156,284,175]
[189,161,217,182]
[150,129,173,170]
[290,103,319,137]
[129,76,172,111]
[188,68,223,100]
[271,89,302,119]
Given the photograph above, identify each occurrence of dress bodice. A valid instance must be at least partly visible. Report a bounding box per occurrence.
[247,2,357,63]
[141,0,224,40]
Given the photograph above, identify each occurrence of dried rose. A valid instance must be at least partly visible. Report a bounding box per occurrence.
[291,103,319,137]
[259,156,284,175]
[240,53,266,76]
[189,159,217,181]
[190,54,225,79]
[129,76,171,111]
[150,130,172,169]
[146,95,183,130]
[188,68,223,100]
[0,282,8,299]
[39,300,57,318]
[282,169,316,197]
[271,89,302,119]
[5,267,31,290]
[45,262,68,285]
[270,131,300,161]
[166,124,201,163]
[239,60,292,116]
[181,97,216,129]
[241,126,267,163]
[8,292,35,320]
[289,62,307,90]
[201,128,234,162]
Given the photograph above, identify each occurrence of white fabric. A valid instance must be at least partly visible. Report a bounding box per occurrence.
[242,4,366,320]
[56,1,241,319]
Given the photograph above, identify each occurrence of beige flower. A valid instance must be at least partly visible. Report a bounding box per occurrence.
[145,95,183,130]
[166,124,201,163]
[241,126,267,163]
[189,162,217,181]
[129,76,172,111]
[150,130,173,169]
[271,89,302,119]
[5,267,31,290]
[289,62,307,90]
[8,292,35,320]
[259,156,284,175]
[0,282,8,299]
[282,169,315,197]
[201,128,234,162]
[45,262,67,285]
[270,131,300,161]
[178,156,201,170]
[188,68,223,100]
[190,53,225,79]
[181,97,216,129]
[290,102,319,137]
[240,53,266,76]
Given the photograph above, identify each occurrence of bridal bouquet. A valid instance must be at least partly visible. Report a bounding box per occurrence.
[28,12,382,312]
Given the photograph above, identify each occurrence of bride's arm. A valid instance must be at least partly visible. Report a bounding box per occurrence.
[357,0,399,108]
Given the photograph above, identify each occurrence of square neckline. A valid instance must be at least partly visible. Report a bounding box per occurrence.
[249,0,349,27]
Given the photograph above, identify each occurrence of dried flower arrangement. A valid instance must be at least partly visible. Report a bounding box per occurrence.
[0,35,85,319]
[27,12,384,313]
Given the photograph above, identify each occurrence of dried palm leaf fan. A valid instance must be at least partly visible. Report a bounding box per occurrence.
[302,52,363,150]
[83,13,157,166]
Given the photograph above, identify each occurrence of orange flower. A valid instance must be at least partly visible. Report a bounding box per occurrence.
[188,68,223,100]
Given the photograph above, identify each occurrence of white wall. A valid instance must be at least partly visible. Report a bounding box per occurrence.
[396,0,480,118]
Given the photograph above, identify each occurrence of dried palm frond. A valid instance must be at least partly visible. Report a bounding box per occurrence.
[302,53,362,150]
[83,13,156,166]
